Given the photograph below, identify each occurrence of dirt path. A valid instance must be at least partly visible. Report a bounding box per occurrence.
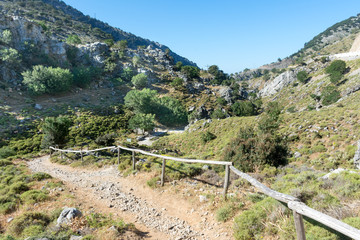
[27,156,231,240]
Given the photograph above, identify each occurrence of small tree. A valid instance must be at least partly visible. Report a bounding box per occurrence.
[297,71,309,83]
[181,66,200,80]
[131,73,148,89]
[41,116,72,149]
[128,113,155,133]
[321,86,340,106]
[132,55,141,67]
[121,67,134,82]
[124,88,157,114]
[326,60,346,84]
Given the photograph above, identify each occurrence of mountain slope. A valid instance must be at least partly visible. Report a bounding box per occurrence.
[0,0,196,66]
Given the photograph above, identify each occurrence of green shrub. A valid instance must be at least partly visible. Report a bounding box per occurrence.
[121,67,134,82]
[216,97,227,106]
[131,73,148,89]
[41,116,72,149]
[146,177,160,188]
[129,113,155,132]
[20,190,48,204]
[231,101,256,117]
[216,204,235,222]
[200,131,216,144]
[321,86,340,106]
[31,172,52,181]
[7,212,50,237]
[22,65,73,95]
[0,147,16,159]
[66,34,81,45]
[73,66,100,87]
[297,70,309,83]
[234,198,278,239]
[211,109,227,119]
[223,126,288,172]
[170,77,184,89]
[181,66,200,80]
[0,48,21,65]
[325,60,346,84]
[9,182,29,194]
[95,133,117,146]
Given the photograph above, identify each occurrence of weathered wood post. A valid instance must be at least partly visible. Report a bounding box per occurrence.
[49,147,52,157]
[161,158,166,186]
[117,147,120,164]
[293,210,306,240]
[223,165,230,199]
[132,151,136,170]
[80,146,83,162]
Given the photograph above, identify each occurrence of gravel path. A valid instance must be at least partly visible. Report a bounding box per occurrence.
[28,156,230,240]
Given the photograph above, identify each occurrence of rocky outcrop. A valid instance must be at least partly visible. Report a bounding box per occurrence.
[218,86,233,103]
[77,42,110,67]
[259,70,297,97]
[353,140,360,169]
[57,207,82,226]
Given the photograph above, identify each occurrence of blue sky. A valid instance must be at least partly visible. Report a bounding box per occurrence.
[62,0,360,73]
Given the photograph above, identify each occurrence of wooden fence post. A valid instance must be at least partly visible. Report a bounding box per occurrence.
[161,158,166,186]
[293,210,306,240]
[132,151,136,170]
[117,147,120,164]
[80,146,83,162]
[49,147,52,157]
[223,165,230,199]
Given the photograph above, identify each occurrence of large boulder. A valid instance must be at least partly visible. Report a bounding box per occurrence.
[56,208,82,226]
[218,86,233,103]
[259,70,297,97]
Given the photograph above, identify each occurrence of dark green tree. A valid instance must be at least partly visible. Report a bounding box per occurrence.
[131,73,148,89]
[181,66,200,80]
[297,71,309,83]
[41,116,72,149]
[128,113,155,133]
[231,101,255,117]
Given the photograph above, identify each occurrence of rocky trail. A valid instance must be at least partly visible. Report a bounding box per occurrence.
[27,156,231,240]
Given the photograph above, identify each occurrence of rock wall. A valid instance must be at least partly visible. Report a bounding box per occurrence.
[259,70,297,97]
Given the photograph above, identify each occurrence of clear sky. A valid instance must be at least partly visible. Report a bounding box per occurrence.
[62,0,360,73]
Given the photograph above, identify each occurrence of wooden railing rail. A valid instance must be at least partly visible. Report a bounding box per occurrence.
[49,145,360,240]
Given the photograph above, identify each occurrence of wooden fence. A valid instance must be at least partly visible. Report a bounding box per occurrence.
[49,145,360,240]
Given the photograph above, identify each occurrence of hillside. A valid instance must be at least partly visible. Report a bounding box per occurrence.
[0,2,360,240]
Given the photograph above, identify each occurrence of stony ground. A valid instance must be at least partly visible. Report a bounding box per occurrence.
[27,156,231,240]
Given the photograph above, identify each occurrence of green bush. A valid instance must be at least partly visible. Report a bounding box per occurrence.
[321,86,340,106]
[0,147,16,159]
[325,60,346,84]
[234,198,278,239]
[129,113,155,132]
[41,116,72,149]
[20,190,48,204]
[31,172,52,181]
[297,70,309,83]
[216,204,235,222]
[0,48,21,65]
[22,65,73,95]
[200,131,216,144]
[131,73,148,89]
[7,212,50,237]
[211,109,227,119]
[73,66,100,87]
[121,67,134,82]
[181,66,200,80]
[231,101,255,117]
[170,77,184,89]
[66,34,81,45]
